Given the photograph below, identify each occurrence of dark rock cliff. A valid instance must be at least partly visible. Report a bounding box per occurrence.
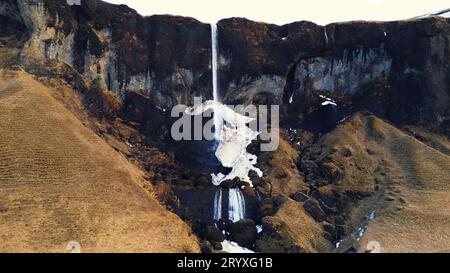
[3,0,448,133]
[217,17,450,132]
[5,0,212,108]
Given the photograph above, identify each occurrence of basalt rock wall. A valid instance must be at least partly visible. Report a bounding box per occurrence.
[3,0,450,131]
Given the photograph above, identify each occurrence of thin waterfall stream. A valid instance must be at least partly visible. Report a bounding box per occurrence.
[211,23,221,140]
[324,25,329,47]
[203,23,255,253]
[228,188,246,222]
[210,23,247,224]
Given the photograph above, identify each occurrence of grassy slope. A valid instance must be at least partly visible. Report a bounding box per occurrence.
[0,69,199,253]
[320,113,450,252]
[362,116,450,253]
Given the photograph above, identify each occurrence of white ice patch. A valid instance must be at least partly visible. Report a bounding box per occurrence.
[356,225,369,241]
[185,100,263,187]
[289,93,294,104]
[337,117,348,124]
[221,240,254,253]
[322,101,337,106]
[319,94,338,106]
[156,105,167,112]
[125,142,134,148]
[369,210,376,220]
[256,225,263,234]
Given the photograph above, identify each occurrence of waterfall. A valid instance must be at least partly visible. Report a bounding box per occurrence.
[211,23,222,140]
[213,187,247,222]
[228,188,246,222]
[213,188,223,221]
[324,26,329,47]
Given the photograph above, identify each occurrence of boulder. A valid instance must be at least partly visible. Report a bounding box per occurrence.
[200,240,212,253]
[303,199,327,222]
[216,219,233,231]
[249,170,264,187]
[322,222,336,235]
[255,236,285,253]
[275,171,288,179]
[290,191,309,202]
[195,174,209,187]
[286,245,302,253]
[221,177,240,189]
[340,146,353,157]
[229,219,257,248]
[257,198,274,218]
[205,225,224,243]
[211,241,223,251]
[321,162,344,183]
[0,203,7,213]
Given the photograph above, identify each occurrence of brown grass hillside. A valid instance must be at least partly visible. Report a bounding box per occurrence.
[318,112,450,253]
[0,69,199,253]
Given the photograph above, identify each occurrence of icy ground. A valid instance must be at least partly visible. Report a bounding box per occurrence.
[186,100,263,187]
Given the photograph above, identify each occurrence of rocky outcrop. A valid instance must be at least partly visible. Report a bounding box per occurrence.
[11,0,212,108]
[229,219,257,248]
[0,0,28,39]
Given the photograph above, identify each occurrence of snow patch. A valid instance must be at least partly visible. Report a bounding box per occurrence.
[221,240,254,253]
[356,225,369,241]
[322,101,337,106]
[256,225,263,234]
[319,94,338,106]
[185,101,263,187]
[337,117,348,124]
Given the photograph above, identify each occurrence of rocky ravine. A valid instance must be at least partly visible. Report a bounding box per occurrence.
[0,0,449,252]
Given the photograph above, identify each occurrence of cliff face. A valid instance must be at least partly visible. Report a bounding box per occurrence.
[217,17,450,130]
[7,0,211,108]
[4,0,449,131]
